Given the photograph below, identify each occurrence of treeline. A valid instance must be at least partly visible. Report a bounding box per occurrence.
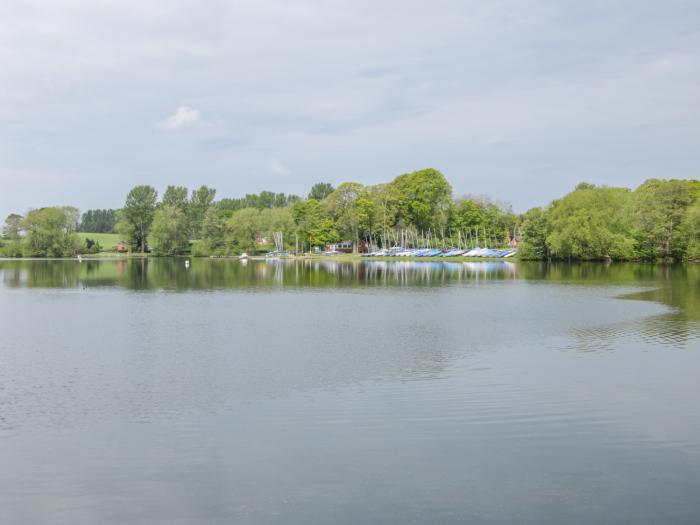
[3,169,700,261]
[1,169,518,257]
[110,169,517,256]
[1,207,80,257]
[217,192,301,212]
[192,169,517,256]
[519,179,700,261]
[78,209,117,233]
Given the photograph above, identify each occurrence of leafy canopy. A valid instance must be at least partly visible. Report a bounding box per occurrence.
[118,185,158,252]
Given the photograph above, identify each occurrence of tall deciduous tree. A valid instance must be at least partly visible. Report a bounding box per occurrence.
[3,213,23,239]
[292,199,339,250]
[189,185,216,239]
[356,189,381,241]
[259,207,295,248]
[682,200,700,260]
[227,208,261,253]
[198,208,230,255]
[518,207,550,260]
[22,207,80,257]
[150,205,190,256]
[545,184,635,260]
[118,185,158,252]
[633,179,700,260]
[449,197,516,246]
[324,182,363,249]
[390,168,452,232]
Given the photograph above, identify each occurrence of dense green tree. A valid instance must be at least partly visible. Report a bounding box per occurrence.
[518,207,550,259]
[21,207,80,257]
[226,208,261,253]
[188,185,217,238]
[2,213,25,256]
[632,179,700,261]
[78,209,117,233]
[484,200,517,245]
[259,207,295,248]
[197,208,231,255]
[150,205,190,256]
[448,197,516,245]
[196,206,296,256]
[324,182,363,248]
[0,239,23,257]
[308,182,335,201]
[545,185,635,260]
[257,191,276,209]
[117,185,158,252]
[307,219,340,249]
[292,199,339,249]
[390,168,452,232]
[356,189,381,241]
[682,200,700,261]
[450,199,486,232]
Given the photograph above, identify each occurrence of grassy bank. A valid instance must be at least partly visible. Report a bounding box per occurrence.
[78,232,121,250]
[80,252,152,259]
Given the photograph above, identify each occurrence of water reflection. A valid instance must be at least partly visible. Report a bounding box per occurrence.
[568,312,700,352]
[2,259,699,316]
[3,258,700,351]
[0,258,520,291]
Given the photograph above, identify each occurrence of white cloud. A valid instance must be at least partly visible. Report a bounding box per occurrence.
[266,157,291,176]
[157,106,201,131]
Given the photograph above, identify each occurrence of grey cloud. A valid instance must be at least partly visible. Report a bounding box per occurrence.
[0,0,698,218]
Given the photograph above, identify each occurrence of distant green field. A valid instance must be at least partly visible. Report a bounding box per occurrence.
[78,232,121,251]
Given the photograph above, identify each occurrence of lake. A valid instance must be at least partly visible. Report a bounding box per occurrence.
[1,258,699,524]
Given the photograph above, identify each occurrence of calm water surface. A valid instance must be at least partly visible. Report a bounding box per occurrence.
[1,259,699,524]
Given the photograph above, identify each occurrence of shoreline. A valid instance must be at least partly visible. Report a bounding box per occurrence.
[2,254,694,264]
[0,254,515,263]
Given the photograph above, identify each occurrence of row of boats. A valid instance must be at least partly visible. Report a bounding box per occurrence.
[263,248,518,258]
[362,247,518,258]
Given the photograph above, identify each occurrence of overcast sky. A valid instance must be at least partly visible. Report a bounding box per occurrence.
[1,0,698,218]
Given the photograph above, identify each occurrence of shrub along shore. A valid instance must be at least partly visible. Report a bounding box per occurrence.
[2,170,700,262]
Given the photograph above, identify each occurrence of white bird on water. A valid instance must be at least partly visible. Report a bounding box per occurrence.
[185,260,190,268]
